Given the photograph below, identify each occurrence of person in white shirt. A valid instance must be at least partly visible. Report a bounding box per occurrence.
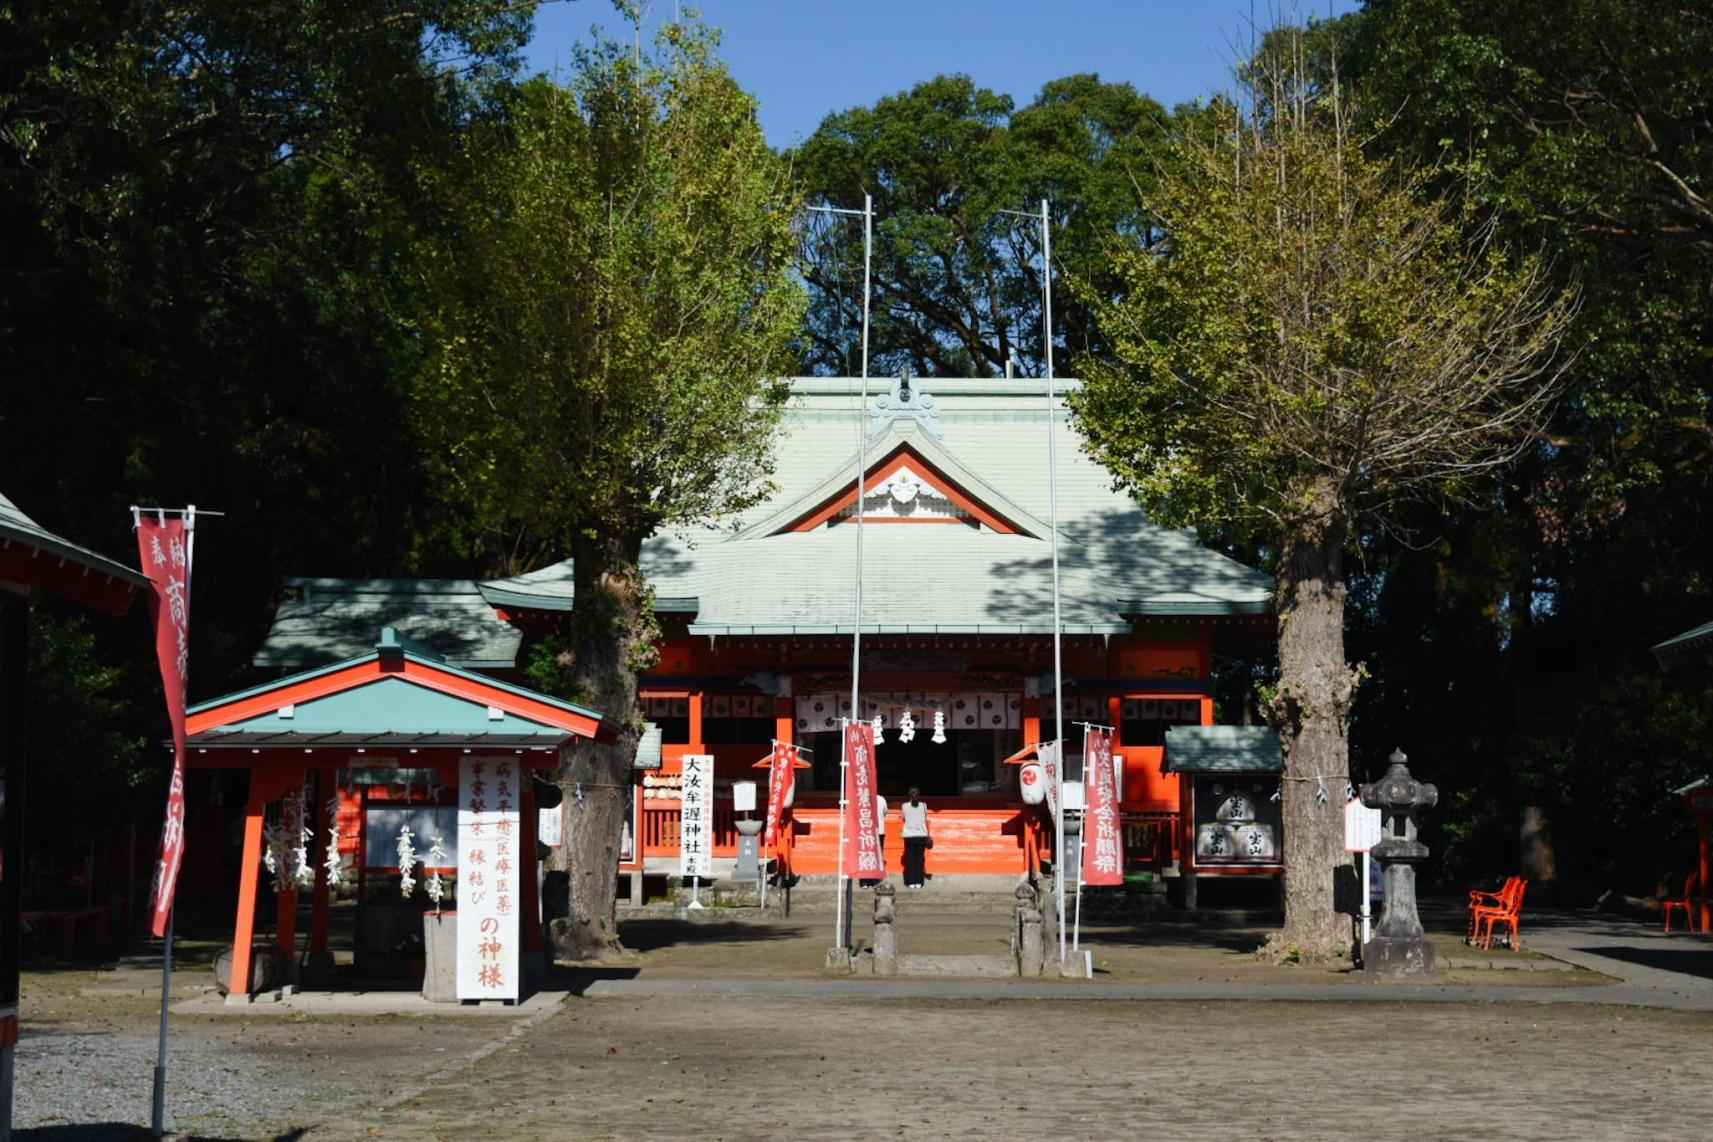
[874,792,889,876]
[900,787,931,888]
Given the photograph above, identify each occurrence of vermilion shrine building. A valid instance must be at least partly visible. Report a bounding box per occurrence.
[255,376,1275,900]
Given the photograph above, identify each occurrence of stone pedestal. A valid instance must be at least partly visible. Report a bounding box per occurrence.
[872,882,897,976]
[1360,751,1439,977]
[734,817,763,881]
[1014,882,1044,977]
[422,911,458,1002]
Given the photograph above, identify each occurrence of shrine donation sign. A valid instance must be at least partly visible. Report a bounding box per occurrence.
[764,741,796,848]
[1081,726,1123,886]
[842,722,883,879]
[679,754,714,878]
[457,756,520,1001]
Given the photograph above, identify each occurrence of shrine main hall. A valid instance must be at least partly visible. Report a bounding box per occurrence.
[254,374,1277,895]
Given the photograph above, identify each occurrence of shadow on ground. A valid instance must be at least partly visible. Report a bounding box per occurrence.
[1078,920,1268,955]
[1574,944,1713,980]
[618,919,811,952]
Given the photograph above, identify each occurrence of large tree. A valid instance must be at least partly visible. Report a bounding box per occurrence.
[411,22,805,960]
[794,74,1169,377]
[1072,42,1576,958]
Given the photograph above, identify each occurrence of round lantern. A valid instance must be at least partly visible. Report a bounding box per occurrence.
[1019,762,1046,805]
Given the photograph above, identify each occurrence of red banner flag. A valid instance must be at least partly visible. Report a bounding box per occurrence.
[1081,725,1122,887]
[842,722,883,879]
[763,741,796,848]
[137,515,191,937]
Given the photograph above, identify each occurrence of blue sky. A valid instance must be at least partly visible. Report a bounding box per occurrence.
[524,1,1362,147]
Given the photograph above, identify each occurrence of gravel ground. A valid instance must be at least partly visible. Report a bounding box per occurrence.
[17,1029,317,1139]
[14,971,521,1141]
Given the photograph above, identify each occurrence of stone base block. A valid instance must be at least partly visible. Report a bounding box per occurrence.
[1364,935,1436,976]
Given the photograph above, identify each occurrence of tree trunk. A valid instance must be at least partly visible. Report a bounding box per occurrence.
[1266,476,1358,962]
[1520,806,1556,882]
[546,532,651,963]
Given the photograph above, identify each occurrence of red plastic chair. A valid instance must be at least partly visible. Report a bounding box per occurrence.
[1467,876,1520,944]
[1663,873,1699,933]
[1474,879,1528,950]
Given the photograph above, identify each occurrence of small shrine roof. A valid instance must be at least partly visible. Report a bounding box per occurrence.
[1163,725,1283,774]
[0,491,146,614]
[194,627,606,747]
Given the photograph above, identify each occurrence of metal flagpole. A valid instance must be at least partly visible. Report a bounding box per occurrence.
[1041,198,1068,967]
[150,504,194,1138]
[811,194,872,953]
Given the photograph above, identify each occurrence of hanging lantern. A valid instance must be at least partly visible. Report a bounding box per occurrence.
[932,709,947,744]
[898,708,916,744]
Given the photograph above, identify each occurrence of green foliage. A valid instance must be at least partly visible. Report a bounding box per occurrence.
[794,73,1169,377]
[1071,61,1574,543]
[25,601,150,842]
[411,22,806,571]
[1292,2,1713,888]
[0,0,533,695]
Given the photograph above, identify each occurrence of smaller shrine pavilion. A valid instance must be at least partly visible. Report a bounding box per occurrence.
[185,628,607,1001]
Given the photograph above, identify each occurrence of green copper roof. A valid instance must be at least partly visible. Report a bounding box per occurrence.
[1163,725,1283,774]
[1654,620,1713,672]
[475,377,1273,635]
[217,676,562,736]
[255,578,521,670]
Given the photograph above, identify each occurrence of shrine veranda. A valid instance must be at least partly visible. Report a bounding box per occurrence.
[186,375,1285,990]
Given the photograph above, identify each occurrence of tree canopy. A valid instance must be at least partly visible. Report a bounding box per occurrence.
[794,73,1170,378]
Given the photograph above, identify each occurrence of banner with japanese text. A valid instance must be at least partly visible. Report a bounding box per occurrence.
[679,754,714,878]
[136,514,191,938]
[842,722,883,879]
[1081,726,1123,886]
[763,742,797,848]
[457,756,519,1001]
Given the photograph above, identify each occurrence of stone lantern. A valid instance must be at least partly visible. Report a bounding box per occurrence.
[1359,748,1439,975]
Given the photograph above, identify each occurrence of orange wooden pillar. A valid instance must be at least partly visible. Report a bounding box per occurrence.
[309,767,336,957]
[228,778,268,999]
[1023,696,1045,868]
[774,695,794,877]
[520,775,541,953]
[1698,814,1710,934]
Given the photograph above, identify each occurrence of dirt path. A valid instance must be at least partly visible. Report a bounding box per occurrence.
[313,994,1710,1141]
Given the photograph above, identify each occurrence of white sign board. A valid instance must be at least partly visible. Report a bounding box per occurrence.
[679,754,715,878]
[731,780,757,813]
[537,804,562,847]
[1345,798,1384,853]
[457,756,520,1001]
